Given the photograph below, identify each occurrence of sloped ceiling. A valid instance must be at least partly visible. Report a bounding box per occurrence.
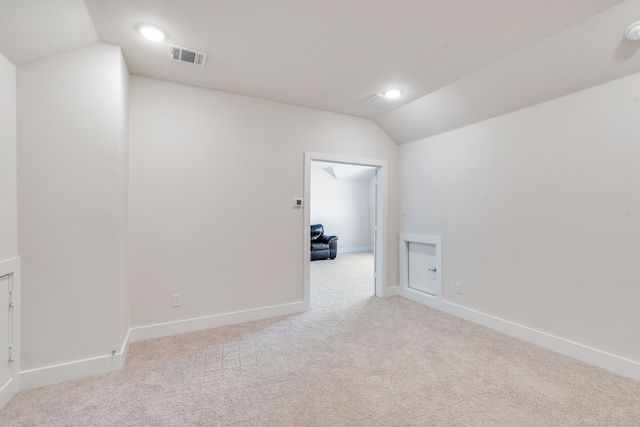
[376,0,640,143]
[1,0,639,144]
[0,0,98,64]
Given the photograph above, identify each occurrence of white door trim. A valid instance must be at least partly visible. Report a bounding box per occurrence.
[304,152,387,309]
[0,257,20,411]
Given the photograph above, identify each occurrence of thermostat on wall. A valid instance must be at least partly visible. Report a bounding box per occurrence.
[293,198,303,208]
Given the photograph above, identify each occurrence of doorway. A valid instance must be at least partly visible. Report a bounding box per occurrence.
[0,275,10,389]
[0,263,18,411]
[303,152,387,310]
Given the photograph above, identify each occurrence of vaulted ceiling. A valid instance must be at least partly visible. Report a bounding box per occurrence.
[1,0,639,143]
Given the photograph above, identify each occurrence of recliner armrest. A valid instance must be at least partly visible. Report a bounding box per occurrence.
[319,235,338,244]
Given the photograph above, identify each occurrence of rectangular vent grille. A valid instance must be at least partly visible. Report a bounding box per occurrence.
[366,94,394,106]
[169,45,207,67]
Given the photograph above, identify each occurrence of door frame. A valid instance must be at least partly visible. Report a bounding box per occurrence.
[303,152,387,309]
[0,257,20,411]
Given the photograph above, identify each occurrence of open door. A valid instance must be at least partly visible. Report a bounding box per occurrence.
[372,168,379,293]
[304,152,387,309]
[309,160,377,293]
[0,275,10,389]
[0,270,17,411]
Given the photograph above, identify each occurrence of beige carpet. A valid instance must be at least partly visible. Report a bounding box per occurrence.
[2,252,639,426]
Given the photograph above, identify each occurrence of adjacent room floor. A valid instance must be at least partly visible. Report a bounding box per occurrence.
[1,252,639,426]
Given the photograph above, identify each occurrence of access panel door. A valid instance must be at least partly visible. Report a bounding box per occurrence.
[408,242,438,296]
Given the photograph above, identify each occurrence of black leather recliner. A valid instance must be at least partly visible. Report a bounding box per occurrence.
[310,224,338,261]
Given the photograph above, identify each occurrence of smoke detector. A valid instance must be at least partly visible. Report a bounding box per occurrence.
[169,45,208,67]
[625,21,640,41]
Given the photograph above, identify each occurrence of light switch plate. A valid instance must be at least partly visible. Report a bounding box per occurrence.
[455,282,463,294]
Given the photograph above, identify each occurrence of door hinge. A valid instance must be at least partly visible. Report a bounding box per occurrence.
[8,345,14,363]
[8,290,14,309]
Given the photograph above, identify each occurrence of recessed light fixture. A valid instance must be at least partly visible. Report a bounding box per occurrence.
[139,25,165,42]
[384,89,402,99]
[624,21,640,41]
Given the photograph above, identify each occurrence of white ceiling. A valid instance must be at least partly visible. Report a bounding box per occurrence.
[378,0,640,143]
[0,0,98,64]
[1,0,639,144]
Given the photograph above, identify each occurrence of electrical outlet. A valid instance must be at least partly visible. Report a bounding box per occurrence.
[172,294,182,307]
[455,282,463,294]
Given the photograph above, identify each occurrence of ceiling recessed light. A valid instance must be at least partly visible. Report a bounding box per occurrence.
[624,21,640,41]
[384,89,402,99]
[139,26,165,42]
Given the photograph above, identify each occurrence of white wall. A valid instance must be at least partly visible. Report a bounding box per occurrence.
[310,167,373,252]
[129,76,399,328]
[400,72,640,363]
[0,51,17,262]
[17,43,129,371]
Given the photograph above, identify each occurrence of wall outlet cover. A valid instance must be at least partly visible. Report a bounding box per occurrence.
[172,294,182,307]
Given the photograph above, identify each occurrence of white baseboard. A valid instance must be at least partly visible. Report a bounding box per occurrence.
[0,378,18,410]
[337,247,373,254]
[20,353,127,391]
[130,301,306,343]
[400,287,640,381]
[17,302,304,392]
[381,286,400,297]
[116,327,131,371]
[20,329,131,391]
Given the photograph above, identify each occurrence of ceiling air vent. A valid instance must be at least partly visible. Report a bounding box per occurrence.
[366,94,394,106]
[169,44,207,67]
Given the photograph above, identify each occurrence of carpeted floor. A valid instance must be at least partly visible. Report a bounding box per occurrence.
[2,252,639,426]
